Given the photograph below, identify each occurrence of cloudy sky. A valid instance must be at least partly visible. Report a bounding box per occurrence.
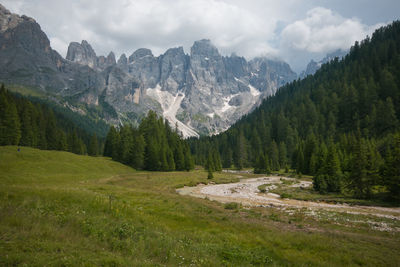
[3,0,399,72]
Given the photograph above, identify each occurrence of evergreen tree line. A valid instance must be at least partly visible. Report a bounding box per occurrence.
[0,85,101,156]
[189,21,400,200]
[104,110,194,171]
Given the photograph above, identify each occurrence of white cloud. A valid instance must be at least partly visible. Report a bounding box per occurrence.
[281,7,383,53]
[2,0,280,58]
[1,1,393,72]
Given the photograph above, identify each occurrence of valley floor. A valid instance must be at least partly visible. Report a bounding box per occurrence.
[1,146,399,266]
[178,176,400,232]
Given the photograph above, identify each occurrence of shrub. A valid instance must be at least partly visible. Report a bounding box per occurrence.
[224,202,239,210]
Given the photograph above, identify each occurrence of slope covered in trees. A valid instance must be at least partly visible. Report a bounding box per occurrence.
[104,111,194,171]
[189,21,400,201]
[0,85,100,155]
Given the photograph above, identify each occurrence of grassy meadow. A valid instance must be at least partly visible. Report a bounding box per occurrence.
[0,146,399,266]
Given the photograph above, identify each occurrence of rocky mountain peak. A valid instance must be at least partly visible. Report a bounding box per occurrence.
[117,53,127,65]
[300,49,348,78]
[106,51,116,65]
[66,40,98,68]
[190,39,220,58]
[0,5,29,33]
[164,46,185,57]
[0,4,36,33]
[129,48,153,63]
[248,57,297,95]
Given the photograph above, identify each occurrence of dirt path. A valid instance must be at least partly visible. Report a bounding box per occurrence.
[177,176,400,220]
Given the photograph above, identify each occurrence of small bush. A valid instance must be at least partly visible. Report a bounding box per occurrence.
[224,202,239,210]
[280,193,292,199]
[257,184,269,193]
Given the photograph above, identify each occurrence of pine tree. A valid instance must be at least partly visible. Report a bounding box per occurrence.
[207,168,214,179]
[0,90,10,145]
[58,130,68,151]
[145,138,160,171]
[174,142,185,171]
[111,130,121,160]
[375,98,398,135]
[205,151,215,172]
[160,145,169,171]
[325,141,342,192]
[118,126,133,163]
[382,134,400,199]
[88,133,99,156]
[212,149,222,171]
[236,130,247,169]
[348,133,368,197]
[45,110,58,150]
[223,147,233,168]
[184,144,194,171]
[69,129,85,155]
[0,97,21,145]
[167,147,176,171]
[104,126,117,157]
[269,141,280,171]
[19,103,35,147]
[278,142,287,170]
[37,112,47,150]
[254,153,266,174]
[295,144,304,174]
[130,132,145,169]
[304,132,317,174]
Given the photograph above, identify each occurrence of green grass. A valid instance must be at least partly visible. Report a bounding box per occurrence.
[258,184,271,193]
[1,146,399,266]
[270,185,398,207]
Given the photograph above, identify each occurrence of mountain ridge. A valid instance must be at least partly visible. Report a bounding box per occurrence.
[0,4,297,137]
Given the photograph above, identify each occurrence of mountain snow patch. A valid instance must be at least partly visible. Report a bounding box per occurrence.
[146,84,199,138]
[248,84,261,97]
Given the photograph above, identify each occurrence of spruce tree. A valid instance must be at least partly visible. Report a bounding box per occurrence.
[145,138,160,171]
[88,133,99,156]
[118,126,133,163]
[45,110,58,150]
[269,141,280,171]
[212,149,222,171]
[167,147,176,171]
[104,126,117,157]
[348,134,368,197]
[295,144,304,174]
[375,98,398,135]
[58,131,68,151]
[205,151,215,172]
[184,144,194,171]
[130,132,145,169]
[236,130,247,169]
[278,142,287,170]
[0,97,21,145]
[173,141,184,170]
[160,145,169,171]
[325,141,342,192]
[71,129,82,155]
[19,103,35,147]
[382,134,400,199]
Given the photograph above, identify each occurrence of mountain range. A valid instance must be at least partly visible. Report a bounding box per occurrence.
[0,4,299,137]
[299,49,348,79]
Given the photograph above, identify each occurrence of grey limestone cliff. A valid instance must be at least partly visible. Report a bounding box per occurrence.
[0,4,298,137]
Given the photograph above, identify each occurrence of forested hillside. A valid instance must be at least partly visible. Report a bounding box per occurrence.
[190,21,400,200]
[0,85,101,155]
[104,111,194,171]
